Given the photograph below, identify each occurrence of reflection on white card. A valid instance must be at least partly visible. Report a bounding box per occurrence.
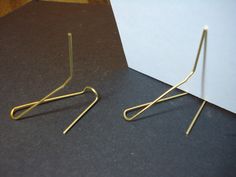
[111,0,236,113]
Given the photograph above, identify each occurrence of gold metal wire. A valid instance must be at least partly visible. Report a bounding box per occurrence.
[123,92,188,121]
[186,100,206,135]
[10,33,99,134]
[123,27,208,126]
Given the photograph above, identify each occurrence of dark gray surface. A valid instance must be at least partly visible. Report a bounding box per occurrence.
[0,2,235,177]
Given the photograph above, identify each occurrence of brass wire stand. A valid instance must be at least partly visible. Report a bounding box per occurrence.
[10,33,99,134]
[123,26,208,135]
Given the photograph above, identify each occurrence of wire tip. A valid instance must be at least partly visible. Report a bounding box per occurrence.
[203,25,208,30]
[68,33,72,37]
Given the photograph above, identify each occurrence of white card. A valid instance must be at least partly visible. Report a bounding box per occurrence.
[111,0,236,114]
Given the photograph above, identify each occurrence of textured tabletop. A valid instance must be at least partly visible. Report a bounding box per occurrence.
[0,2,235,177]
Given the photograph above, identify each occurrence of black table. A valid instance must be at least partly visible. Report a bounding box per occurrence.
[0,2,235,177]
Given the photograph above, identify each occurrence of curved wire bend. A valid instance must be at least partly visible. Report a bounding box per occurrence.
[123,92,188,121]
[10,33,99,134]
[123,26,208,121]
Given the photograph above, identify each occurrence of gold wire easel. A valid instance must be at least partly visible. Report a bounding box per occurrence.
[123,26,208,135]
[10,33,99,134]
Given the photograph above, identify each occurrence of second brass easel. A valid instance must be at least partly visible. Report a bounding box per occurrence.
[123,26,208,135]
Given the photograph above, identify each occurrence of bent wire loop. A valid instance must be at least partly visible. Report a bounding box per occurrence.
[10,33,99,135]
[123,26,208,135]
